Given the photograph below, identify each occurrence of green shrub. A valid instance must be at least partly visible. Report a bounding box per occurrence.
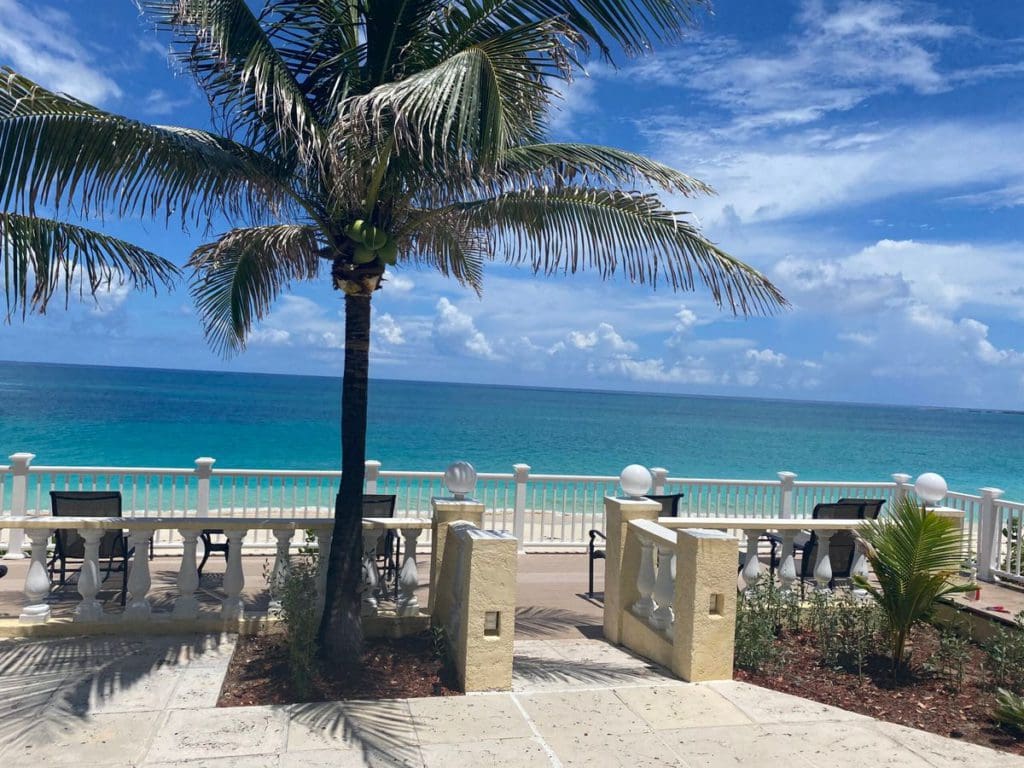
[995,688,1024,734]
[986,612,1024,694]
[275,552,321,697]
[734,579,788,672]
[854,495,975,677]
[934,625,971,692]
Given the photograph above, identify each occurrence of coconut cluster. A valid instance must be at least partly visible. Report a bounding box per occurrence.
[345,220,398,265]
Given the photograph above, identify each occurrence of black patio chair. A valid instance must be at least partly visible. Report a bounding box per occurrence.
[362,493,399,583]
[48,491,128,606]
[587,492,685,598]
[197,529,230,577]
[792,499,884,597]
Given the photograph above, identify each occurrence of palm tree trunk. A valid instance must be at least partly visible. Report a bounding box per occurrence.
[318,291,372,659]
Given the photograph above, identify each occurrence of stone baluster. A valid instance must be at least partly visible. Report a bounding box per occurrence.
[396,528,422,616]
[850,538,870,597]
[75,529,105,622]
[316,528,332,615]
[776,530,798,592]
[173,529,201,618]
[650,543,676,632]
[813,530,835,592]
[20,528,52,624]
[361,527,383,616]
[740,529,766,589]
[632,535,656,619]
[221,530,246,620]
[268,528,295,617]
[125,529,152,619]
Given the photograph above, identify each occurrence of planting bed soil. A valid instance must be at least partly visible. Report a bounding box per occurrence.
[218,631,461,706]
[736,622,1023,755]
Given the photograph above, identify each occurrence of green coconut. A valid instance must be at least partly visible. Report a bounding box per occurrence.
[363,225,388,250]
[377,238,398,265]
[353,244,377,264]
[345,219,368,243]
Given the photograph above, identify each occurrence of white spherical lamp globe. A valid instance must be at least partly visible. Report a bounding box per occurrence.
[619,464,652,499]
[914,472,948,504]
[444,461,477,500]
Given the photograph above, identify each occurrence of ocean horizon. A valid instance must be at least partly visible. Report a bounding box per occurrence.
[1,359,1022,500]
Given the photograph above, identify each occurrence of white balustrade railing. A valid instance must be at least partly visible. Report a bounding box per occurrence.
[1,452,1015,577]
[991,498,1024,583]
[0,515,430,626]
[629,519,677,636]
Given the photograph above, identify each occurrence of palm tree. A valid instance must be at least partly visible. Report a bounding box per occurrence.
[0,0,786,658]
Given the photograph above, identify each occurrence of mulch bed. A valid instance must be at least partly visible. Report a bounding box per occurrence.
[735,623,1023,755]
[218,631,461,706]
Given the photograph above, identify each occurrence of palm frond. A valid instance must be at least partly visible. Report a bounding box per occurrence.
[139,0,327,162]
[455,187,786,315]
[188,224,323,355]
[1,213,179,319]
[0,69,286,224]
[404,207,486,293]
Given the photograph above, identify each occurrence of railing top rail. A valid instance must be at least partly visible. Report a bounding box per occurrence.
[792,481,896,489]
[0,516,335,531]
[947,491,984,502]
[629,518,677,546]
[666,477,779,486]
[28,465,195,475]
[378,470,444,479]
[529,473,620,482]
[659,516,867,531]
[211,468,340,478]
[996,499,1024,512]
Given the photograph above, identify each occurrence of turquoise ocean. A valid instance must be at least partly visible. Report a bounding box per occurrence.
[0,360,1022,500]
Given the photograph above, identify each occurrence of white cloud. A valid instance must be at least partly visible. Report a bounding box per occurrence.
[142,89,192,116]
[433,298,498,360]
[384,272,415,294]
[374,313,405,345]
[0,1,122,104]
[566,322,637,354]
[746,348,786,367]
[248,328,292,347]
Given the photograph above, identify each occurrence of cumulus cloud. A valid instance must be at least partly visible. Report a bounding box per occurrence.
[374,313,405,345]
[433,298,498,360]
[0,0,122,104]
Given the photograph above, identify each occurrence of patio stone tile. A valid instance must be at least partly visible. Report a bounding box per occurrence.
[283,699,417,754]
[408,694,532,744]
[1,709,163,767]
[167,665,228,710]
[871,721,1024,768]
[615,684,754,730]
[147,705,287,763]
[513,640,672,693]
[758,721,936,767]
[516,688,651,739]
[703,680,868,724]
[144,755,276,768]
[419,736,552,768]
[544,729,686,768]
[278,745,426,767]
[49,662,183,716]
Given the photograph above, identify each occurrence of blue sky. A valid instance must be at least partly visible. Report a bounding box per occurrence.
[2,0,1024,409]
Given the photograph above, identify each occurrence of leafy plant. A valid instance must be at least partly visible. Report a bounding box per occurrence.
[274,552,322,697]
[833,592,883,677]
[853,495,975,678]
[934,626,971,692]
[734,579,786,672]
[995,688,1024,735]
[986,612,1024,694]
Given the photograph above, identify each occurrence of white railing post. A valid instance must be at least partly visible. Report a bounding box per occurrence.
[892,473,912,502]
[221,530,247,619]
[977,487,1005,582]
[650,468,668,495]
[364,460,381,493]
[777,471,797,519]
[512,463,530,552]
[361,528,383,616]
[174,529,201,618]
[4,452,35,560]
[125,530,153,619]
[396,528,422,616]
[813,530,835,592]
[632,536,656,619]
[194,457,216,515]
[268,528,294,616]
[740,529,766,588]
[75,529,105,622]
[650,542,675,633]
[20,528,52,623]
[777,530,797,592]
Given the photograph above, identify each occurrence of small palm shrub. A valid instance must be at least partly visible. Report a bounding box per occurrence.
[995,688,1024,735]
[854,495,975,677]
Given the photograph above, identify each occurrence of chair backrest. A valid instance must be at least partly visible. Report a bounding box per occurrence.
[645,493,685,517]
[361,494,397,519]
[50,491,123,560]
[801,501,869,580]
[836,498,885,519]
